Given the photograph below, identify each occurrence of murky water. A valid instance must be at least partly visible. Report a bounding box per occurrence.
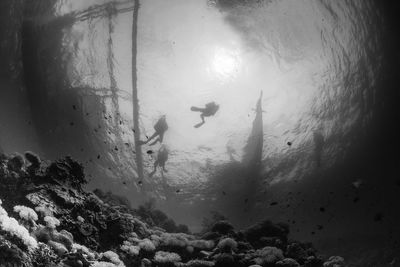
[1,0,399,263]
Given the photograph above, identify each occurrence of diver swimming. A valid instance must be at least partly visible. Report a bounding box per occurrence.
[149,145,169,177]
[190,101,219,128]
[140,115,168,146]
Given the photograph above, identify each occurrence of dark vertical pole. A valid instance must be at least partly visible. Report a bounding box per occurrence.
[132,0,144,181]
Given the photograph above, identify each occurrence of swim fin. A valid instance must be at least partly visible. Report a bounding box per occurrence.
[191,106,202,112]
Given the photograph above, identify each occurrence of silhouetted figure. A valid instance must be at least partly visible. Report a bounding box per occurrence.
[191,102,219,128]
[140,115,168,146]
[313,130,325,168]
[149,145,169,177]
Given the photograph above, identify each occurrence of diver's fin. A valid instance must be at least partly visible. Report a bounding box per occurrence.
[191,106,202,112]
[194,122,205,128]
[138,140,147,145]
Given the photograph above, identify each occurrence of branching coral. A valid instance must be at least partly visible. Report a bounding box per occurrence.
[120,241,140,256]
[252,246,284,265]
[0,200,38,249]
[154,250,182,263]
[101,250,124,265]
[160,232,190,248]
[92,262,124,267]
[13,205,38,222]
[189,239,215,251]
[217,238,237,252]
[323,256,345,267]
[44,215,60,229]
[186,259,216,267]
[35,206,53,217]
[139,238,156,252]
[72,243,97,260]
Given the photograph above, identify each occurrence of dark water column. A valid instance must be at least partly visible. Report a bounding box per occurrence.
[0,0,39,153]
[131,0,144,181]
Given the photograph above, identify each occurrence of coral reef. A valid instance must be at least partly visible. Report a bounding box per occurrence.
[0,152,345,266]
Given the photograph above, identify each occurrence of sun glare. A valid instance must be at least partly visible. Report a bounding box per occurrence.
[212,47,240,79]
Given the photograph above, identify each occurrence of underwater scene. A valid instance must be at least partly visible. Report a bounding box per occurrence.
[0,0,399,266]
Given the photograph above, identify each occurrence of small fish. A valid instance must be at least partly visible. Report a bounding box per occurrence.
[70,122,74,126]
[147,150,154,155]
[176,189,181,193]
[97,155,101,159]
[122,181,127,185]
[114,146,118,151]
[270,201,278,206]
[287,141,292,146]
[125,143,130,147]
[319,207,326,212]
[138,180,143,185]
[72,105,77,110]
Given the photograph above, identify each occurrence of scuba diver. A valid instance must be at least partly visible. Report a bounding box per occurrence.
[190,101,219,128]
[149,145,169,177]
[140,115,168,146]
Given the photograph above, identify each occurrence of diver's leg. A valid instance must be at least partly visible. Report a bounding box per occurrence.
[149,161,158,177]
[141,132,158,144]
[149,136,161,146]
[191,106,206,112]
[194,114,205,128]
[160,162,168,172]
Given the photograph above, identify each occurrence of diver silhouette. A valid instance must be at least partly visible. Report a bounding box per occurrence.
[140,115,168,146]
[149,145,169,177]
[190,101,219,128]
